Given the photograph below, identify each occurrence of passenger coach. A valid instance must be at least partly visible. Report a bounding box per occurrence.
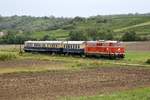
[24,41,63,53]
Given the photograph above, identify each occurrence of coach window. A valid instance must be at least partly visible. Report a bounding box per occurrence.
[34,43,36,47]
[71,45,73,49]
[34,43,37,47]
[70,45,72,49]
[68,45,70,49]
[77,44,80,49]
[75,45,77,49]
[41,44,44,47]
[68,45,70,48]
[45,44,46,47]
[74,45,76,49]
[31,43,33,47]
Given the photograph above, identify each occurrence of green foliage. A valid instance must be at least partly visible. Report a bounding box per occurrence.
[0,52,17,61]
[41,35,56,41]
[0,14,150,43]
[121,31,141,41]
[41,35,50,41]
[69,30,88,40]
[0,32,36,44]
[69,28,114,41]
[146,59,150,64]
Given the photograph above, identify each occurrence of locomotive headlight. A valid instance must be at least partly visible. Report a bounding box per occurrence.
[118,48,120,51]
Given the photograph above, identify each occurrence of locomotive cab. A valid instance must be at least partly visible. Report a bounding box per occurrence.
[85,40,125,59]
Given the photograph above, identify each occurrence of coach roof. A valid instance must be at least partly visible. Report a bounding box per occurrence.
[25,41,63,44]
[63,41,85,44]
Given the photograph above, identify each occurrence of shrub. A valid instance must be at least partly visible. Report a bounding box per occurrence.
[0,53,17,61]
[146,59,150,64]
[121,31,141,41]
[69,30,88,41]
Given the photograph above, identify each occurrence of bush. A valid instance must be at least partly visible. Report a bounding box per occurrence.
[121,31,141,41]
[0,53,17,61]
[69,30,88,41]
[146,59,150,64]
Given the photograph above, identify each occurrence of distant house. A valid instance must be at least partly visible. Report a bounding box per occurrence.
[0,32,6,36]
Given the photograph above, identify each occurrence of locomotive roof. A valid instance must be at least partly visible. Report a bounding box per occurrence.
[105,41,118,43]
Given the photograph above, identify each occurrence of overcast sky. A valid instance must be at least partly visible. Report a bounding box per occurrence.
[0,0,150,17]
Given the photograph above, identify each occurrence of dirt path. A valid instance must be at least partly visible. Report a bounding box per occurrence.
[0,67,150,100]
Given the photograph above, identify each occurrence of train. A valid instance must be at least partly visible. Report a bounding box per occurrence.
[24,40,125,59]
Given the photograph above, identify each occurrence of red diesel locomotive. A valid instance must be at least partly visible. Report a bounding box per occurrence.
[24,40,125,59]
[85,41,125,58]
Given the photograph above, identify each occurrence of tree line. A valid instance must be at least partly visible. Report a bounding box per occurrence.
[0,14,150,44]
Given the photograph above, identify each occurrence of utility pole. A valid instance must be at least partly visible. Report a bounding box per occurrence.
[19,40,23,55]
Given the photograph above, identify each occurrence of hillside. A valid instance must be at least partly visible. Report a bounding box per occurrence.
[0,14,150,43]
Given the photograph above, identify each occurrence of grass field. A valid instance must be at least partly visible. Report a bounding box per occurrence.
[114,21,150,32]
[0,50,149,74]
[62,87,150,100]
[31,29,69,40]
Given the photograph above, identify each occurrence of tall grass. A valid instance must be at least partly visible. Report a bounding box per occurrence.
[0,52,18,61]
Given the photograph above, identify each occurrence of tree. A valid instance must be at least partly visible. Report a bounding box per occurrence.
[121,31,140,41]
[69,30,88,41]
[41,35,50,41]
